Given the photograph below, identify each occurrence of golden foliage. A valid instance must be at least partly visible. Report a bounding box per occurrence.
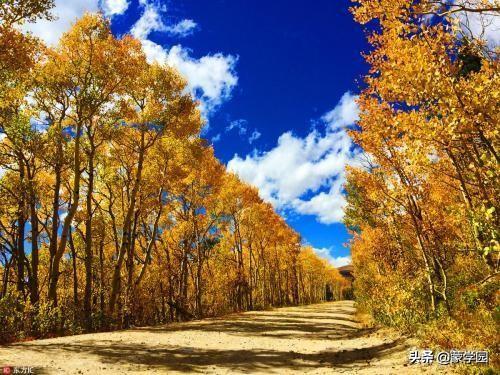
[346,0,499,366]
[0,3,345,341]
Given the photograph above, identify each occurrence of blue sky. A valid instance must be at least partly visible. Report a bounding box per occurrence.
[26,0,369,266]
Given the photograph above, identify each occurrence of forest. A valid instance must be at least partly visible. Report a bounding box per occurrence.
[1,0,499,370]
[345,0,499,366]
[0,1,347,342]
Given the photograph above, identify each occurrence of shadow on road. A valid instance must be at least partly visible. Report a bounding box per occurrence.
[15,338,408,373]
[3,301,412,373]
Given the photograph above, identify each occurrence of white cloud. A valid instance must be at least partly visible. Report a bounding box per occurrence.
[313,248,351,268]
[228,92,360,224]
[248,130,261,144]
[102,0,130,17]
[131,1,238,118]
[224,119,261,144]
[293,178,346,224]
[457,9,500,47]
[423,2,499,48]
[226,119,248,134]
[130,1,166,39]
[140,39,169,61]
[23,0,99,45]
[332,256,351,268]
[166,19,197,37]
[165,45,238,115]
[211,133,221,143]
[321,91,360,130]
[130,2,196,38]
[23,0,237,119]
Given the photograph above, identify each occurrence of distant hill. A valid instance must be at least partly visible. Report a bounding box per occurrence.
[337,264,354,282]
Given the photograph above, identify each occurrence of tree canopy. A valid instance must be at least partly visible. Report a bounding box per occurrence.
[346,0,499,362]
[0,6,346,341]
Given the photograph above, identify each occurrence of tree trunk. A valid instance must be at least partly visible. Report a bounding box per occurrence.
[84,146,95,331]
[135,193,163,288]
[48,124,63,294]
[109,129,145,314]
[48,122,83,305]
[98,235,105,324]
[69,228,79,308]
[28,176,39,305]
[1,256,11,298]
[16,153,26,296]
[195,249,203,318]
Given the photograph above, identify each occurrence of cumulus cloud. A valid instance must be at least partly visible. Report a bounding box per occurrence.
[226,119,248,134]
[228,91,360,224]
[165,19,197,37]
[131,1,237,118]
[457,9,500,47]
[23,0,99,45]
[211,133,221,143]
[165,45,238,115]
[130,1,166,39]
[421,2,499,48]
[293,178,347,224]
[248,130,261,144]
[139,44,235,121]
[321,92,360,130]
[313,248,351,268]
[213,118,260,144]
[24,0,237,119]
[102,0,130,17]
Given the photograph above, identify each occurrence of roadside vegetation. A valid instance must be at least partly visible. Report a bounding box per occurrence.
[345,0,499,370]
[0,0,347,343]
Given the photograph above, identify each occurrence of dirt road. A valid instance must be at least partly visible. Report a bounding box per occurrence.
[0,301,449,374]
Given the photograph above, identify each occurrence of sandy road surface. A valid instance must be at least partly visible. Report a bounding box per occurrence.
[0,301,453,374]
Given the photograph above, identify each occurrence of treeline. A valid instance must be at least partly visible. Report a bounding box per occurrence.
[346,0,498,363]
[0,3,346,341]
